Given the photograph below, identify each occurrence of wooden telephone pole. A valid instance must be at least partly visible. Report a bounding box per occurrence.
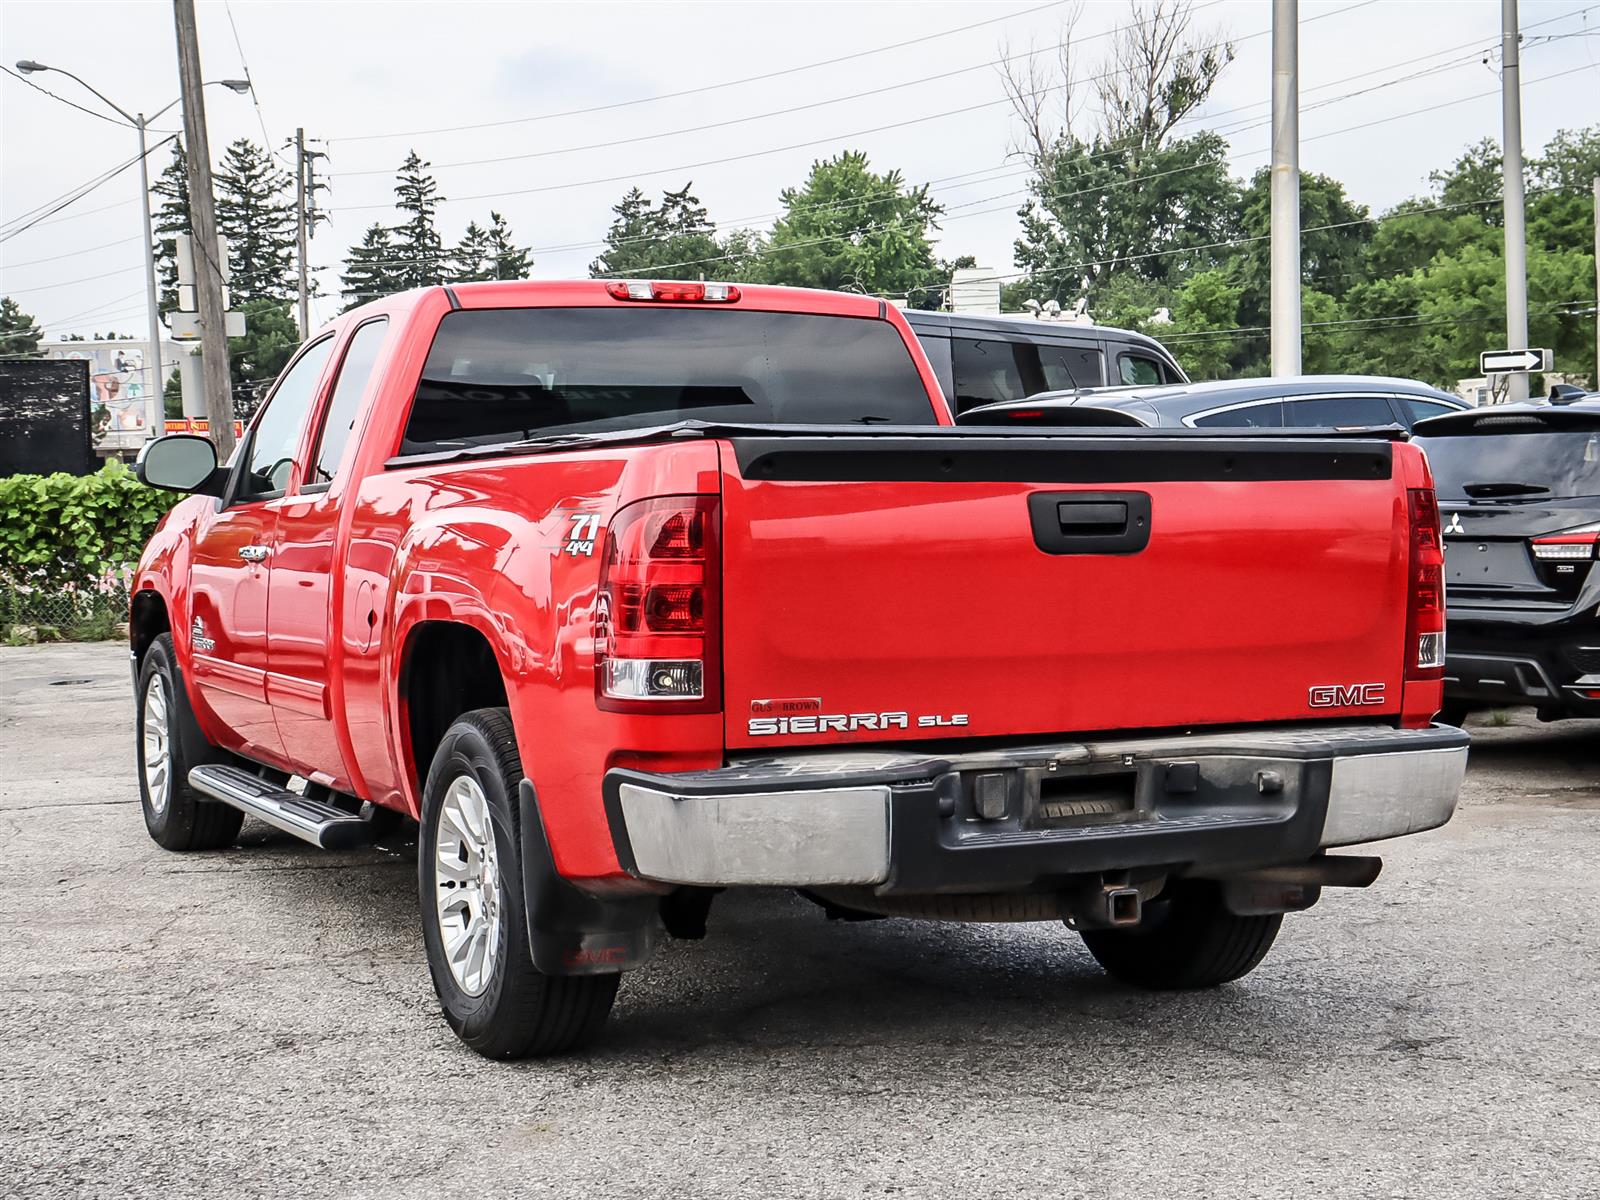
[172,0,236,459]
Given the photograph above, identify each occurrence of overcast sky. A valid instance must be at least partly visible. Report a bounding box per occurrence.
[2,0,1596,339]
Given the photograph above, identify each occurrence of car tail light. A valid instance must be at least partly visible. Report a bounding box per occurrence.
[595,495,720,712]
[1405,487,1446,677]
[1531,523,1600,560]
[604,281,741,303]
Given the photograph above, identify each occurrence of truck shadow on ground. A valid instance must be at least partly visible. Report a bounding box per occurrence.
[222,822,1405,1068]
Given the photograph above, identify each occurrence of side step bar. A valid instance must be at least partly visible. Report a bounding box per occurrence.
[188,764,373,850]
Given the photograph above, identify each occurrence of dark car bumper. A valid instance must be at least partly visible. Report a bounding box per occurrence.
[1444,605,1600,714]
[603,724,1468,893]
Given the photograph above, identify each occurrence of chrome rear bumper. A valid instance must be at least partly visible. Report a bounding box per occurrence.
[606,724,1468,890]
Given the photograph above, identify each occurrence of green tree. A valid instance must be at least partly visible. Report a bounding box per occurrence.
[340,222,406,310]
[228,299,300,417]
[589,183,725,279]
[151,141,191,315]
[1161,269,1242,378]
[485,211,532,280]
[0,297,43,357]
[215,138,296,304]
[750,151,944,297]
[1429,138,1503,222]
[451,220,495,282]
[392,150,447,288]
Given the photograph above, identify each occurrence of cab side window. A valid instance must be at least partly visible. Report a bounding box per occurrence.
[1118,353,1170,386]
[1286,395,1396,427]
[306,319,389,489]
[237,336,335,500]
[1192,401,1285,428]
[952,338,1031,412]
[1038,344,1104,390]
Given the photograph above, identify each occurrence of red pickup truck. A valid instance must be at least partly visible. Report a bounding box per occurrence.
[129,279,1467,1059]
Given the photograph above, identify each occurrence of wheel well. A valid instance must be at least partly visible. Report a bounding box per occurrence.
[129,590,171,666]
[402,622,510,791]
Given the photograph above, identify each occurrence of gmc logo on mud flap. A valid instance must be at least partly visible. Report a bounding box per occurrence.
[1308,683,1386,708]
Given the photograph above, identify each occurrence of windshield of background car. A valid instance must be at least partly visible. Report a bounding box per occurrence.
[1419,431,1600,500]
[401,307,936,453]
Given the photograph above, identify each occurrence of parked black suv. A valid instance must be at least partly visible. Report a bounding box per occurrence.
[1413,403,1600,723]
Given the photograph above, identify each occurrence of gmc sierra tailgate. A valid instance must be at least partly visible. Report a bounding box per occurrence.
[718,431,1412,748]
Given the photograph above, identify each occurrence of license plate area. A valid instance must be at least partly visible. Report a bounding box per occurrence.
[1444,538,1541,588]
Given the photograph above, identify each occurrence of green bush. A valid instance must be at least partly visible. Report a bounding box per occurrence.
[0,463,177,642]
[0,463,176,586]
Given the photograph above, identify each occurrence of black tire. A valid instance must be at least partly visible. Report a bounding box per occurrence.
[417,707,619,1059]
[1436,703,1472,728]
[1080,881,1281,990]
[135,633,244,852]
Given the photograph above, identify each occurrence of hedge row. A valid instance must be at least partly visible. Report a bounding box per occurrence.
[0,463,177,588]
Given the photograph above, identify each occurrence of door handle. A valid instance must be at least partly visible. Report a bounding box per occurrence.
[1028,491,1151,555]
[238,545,270,563]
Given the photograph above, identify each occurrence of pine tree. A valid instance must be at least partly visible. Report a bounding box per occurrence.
[0,297,43,356]
[340,222,406,310]
[392,150,446,288]
[215,138,297,304]
[151,141,191,314]
[450,221,495,282]
[486,211,532,280]
[589,184,722,280]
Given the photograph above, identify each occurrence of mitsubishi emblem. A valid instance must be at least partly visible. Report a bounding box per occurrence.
[1444,513,1465,535]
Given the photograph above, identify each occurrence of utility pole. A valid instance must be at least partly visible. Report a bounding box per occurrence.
[1592,176,1598,389]
[1270,0,1301,377]
[294,128,310,338]
[292,129,328,340]
[172,0,236,460]
[1500,0,1530,404]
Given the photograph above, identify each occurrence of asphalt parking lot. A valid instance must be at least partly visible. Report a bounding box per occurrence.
[2,641,1597,1199]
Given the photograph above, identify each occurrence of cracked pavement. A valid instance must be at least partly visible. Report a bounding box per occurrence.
[2,641,1597,1199]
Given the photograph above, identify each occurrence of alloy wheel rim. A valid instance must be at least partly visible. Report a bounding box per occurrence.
[142,675,171,815]
[434,774,503,997]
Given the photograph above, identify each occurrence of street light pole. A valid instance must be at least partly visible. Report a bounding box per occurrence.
[13,60,248,441]
[134,113,165,439]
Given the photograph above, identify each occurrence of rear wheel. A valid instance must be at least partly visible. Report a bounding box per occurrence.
[418,708,619,1058]
[1080,881,1281,990]
[1436,704,1472,728]
[136,633,243,851]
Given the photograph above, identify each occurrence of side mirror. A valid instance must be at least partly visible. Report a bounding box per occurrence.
[135,434,225,496]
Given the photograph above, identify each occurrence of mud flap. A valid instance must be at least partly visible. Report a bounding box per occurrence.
[517,781,661,975]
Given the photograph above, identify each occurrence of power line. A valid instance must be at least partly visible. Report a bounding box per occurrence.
[222,0,286,164]
[1156,300,1595,343]
[0,136,175,244]
[329,0,1084,144]
[330,0,1347,181]
[0,233,145,272]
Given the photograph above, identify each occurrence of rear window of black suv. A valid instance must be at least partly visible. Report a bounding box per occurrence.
[401,307,935,454]
[1420,429,1600,500]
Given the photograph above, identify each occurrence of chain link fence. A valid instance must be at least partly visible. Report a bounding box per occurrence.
[1,569,131,644]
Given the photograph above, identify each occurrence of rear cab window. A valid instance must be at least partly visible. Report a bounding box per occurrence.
[401,307,936,454]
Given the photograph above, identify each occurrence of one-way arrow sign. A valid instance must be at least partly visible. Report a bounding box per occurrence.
[1480,347,1553,374]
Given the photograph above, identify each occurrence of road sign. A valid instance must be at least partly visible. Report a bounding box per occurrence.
[1480,348,1553,374]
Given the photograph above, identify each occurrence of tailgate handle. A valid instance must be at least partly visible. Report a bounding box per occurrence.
[1056,501,1127,533]
[1029,491,1151,555]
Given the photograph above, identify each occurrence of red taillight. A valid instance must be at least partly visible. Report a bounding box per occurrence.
[596,495,720,711]
[1405,487,1445,679]
[604,281,741,303]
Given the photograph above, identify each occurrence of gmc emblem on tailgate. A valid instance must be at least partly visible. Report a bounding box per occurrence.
[1308,683,1386,708]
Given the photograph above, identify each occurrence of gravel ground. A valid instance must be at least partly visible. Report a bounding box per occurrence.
[2,641,1596,1199]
